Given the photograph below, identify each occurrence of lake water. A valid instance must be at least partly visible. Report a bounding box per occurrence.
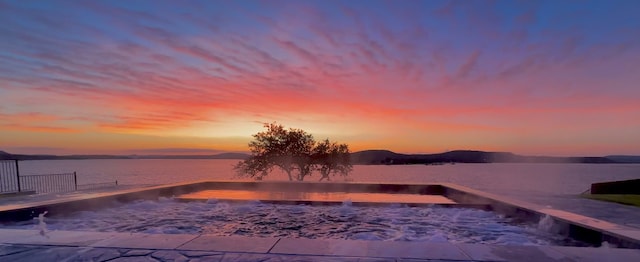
[18,159,640,197]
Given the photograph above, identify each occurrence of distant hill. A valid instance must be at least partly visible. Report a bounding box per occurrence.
[605,155,640,163]
[350,150,626,165]
[0,151,249,161]
[350,150,408,164]
[130,153,249,160]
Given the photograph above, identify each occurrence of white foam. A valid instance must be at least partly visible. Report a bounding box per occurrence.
[35,211,49,238]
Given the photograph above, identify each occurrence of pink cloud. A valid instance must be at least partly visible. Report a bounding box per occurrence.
[2,1,639,155]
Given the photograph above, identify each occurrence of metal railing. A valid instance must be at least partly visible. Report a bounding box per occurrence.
[2,160,118,195]
[77,181,118,191]
[0,160,21,193]
[19,172,77,194]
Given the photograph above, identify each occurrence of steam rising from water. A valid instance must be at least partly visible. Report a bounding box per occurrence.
[8,199,588,246]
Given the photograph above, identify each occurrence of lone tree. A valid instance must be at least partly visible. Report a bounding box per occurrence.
[313,139,352,181]
[235,123,352,181]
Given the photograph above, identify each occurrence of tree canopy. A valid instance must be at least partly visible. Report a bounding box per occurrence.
[235,123,352,181]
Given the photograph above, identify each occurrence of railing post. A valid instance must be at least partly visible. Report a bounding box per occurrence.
[74,172,78,191]
[15,160,21,192]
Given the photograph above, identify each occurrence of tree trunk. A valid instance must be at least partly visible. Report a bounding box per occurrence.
[319,170,330,181]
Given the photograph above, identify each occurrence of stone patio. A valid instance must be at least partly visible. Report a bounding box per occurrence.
[1,229,639,261]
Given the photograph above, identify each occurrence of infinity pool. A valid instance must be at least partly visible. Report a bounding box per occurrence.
[5,198,588,246]
[177,189,457,204]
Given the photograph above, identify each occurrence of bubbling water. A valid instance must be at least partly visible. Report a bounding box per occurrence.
[6,199,589,246]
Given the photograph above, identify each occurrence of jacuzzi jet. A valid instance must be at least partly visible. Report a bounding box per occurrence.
[35,211,49,238]
[537,214,568,236]
[537,215,554,231]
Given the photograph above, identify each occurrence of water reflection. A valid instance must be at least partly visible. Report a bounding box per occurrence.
[178,190,456,204]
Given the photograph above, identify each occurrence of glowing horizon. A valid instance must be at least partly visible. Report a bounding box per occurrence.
[1,0,639,157]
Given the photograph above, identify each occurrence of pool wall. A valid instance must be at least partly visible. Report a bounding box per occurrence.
[1,180,639,248]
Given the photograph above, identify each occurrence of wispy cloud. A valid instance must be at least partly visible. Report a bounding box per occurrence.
[1,0,639,155]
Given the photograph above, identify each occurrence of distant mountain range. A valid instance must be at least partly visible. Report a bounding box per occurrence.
[1,149,639,164]
[0,150,249,161]
[349,150,640,164]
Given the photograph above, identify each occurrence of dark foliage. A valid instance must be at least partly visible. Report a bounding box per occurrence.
[234,123,351,181]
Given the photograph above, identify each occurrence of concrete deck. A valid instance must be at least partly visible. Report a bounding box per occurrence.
[0,229,639,262]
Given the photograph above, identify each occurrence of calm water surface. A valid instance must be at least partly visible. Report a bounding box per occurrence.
[19,159,640,197]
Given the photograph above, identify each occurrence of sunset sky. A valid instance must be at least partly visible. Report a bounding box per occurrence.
[1,0,639,156]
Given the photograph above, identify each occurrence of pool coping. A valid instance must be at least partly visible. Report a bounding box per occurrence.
[0,180,640,261]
